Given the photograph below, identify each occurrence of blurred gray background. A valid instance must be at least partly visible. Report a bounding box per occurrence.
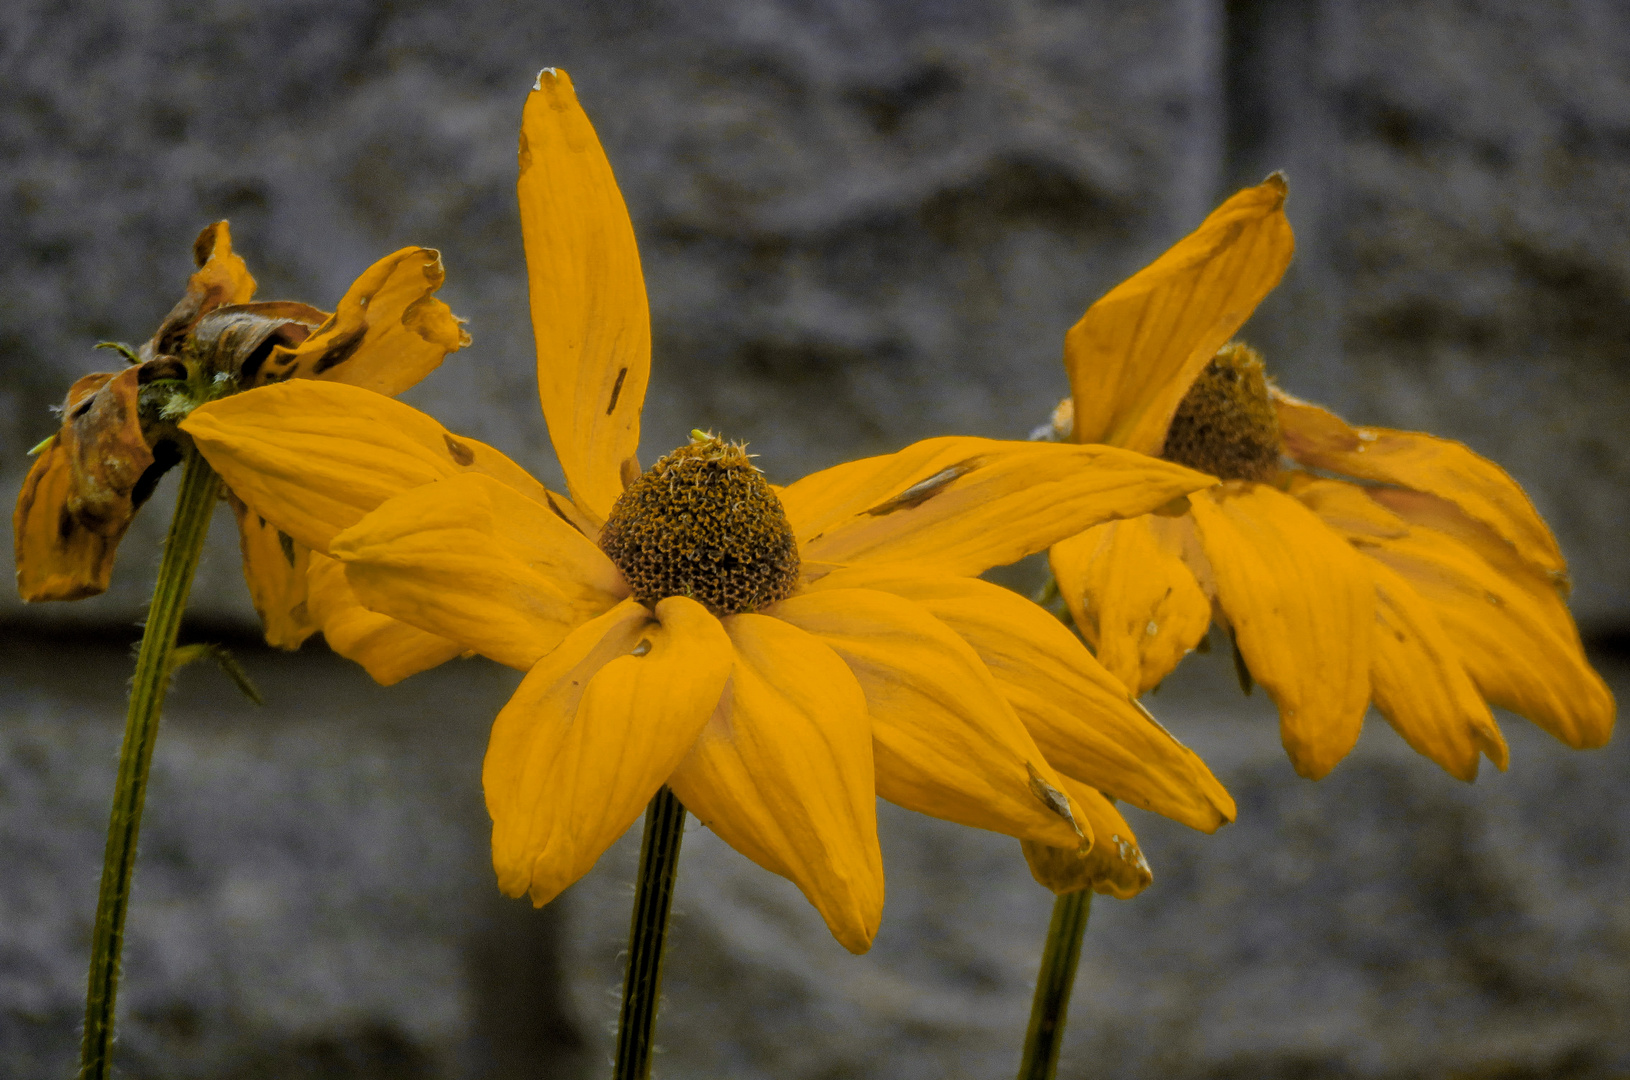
[2,0,1627,1077]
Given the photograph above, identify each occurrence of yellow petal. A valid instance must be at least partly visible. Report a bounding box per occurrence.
[780,436,1213,577]
[1065,177,1294,453]
[1367,560,1508,780]
[1365,522,1614,750]
[1275,389,1566,585]
[182,380,558,553]
[805,565,1234,832]
[773,586,1082,848]
[520,68,650,524]
[495,597,732,907]
[1021,779,1152,899]
[306,553,463,686]
[668,611,883,953]
[1188,483,1374,779]
[253,248,469,396]
[1283,473,1410,541]
[186,221,258,309]
[227,490,317,649]
[1048,514,1213,694]
[329,473,626,671]
[14,370,152,602]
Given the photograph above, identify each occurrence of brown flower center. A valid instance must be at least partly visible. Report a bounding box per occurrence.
[1160,342,1283,481]
[599,434,800,616]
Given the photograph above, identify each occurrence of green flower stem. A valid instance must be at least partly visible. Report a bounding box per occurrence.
[613,786,688,1080]
[1017,888,1094,1080]
[80,448,221,1080]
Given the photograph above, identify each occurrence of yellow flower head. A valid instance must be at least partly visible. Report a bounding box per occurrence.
[177,69,1237,950]
[12,222,471,678]
[1046,176,1615,782]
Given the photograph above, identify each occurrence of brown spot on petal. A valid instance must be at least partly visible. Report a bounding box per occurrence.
[443,434,475,466]
[863,458,985,516]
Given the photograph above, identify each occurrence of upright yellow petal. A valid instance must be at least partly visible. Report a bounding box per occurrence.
[185,221,258,310]
[182,381,557,552]
[1048,514,1213,694]
[668,612,883,953]
[329,473,626,671]
[227,491,317,649]
[520,68,650,524]
[1188,483,1374,779]
[804,565,1234,832]
[1065,177,1294,453]
[306,553,464,686]
[780,436,1212,577]
[773,587,1083,848]
[1021,779,1152,899]
[1275,389,1566,584]
[253,248,469,396]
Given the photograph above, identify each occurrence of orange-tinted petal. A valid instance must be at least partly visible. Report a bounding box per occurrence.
[520,69,650,524]
[668,611,883,953]
[1365,523,1614,750]
[1021,779,1152,899]
[1048,514,1213,694]
[305,553,463,686]
[804,565,1234,832]
[1275,389,1566,585]
[781,436,1212,577]
[228,490,317,649]
[1065,177,1294,453]
[144,223,260,357]
[485,598,730,905]
[14,370,154,602]
[329,473,626,671]
[253,248,469,395]
[773,586,1083,848]
[1283,473,1410,542]
[1188,483,1374,779]
[182,380,556,553]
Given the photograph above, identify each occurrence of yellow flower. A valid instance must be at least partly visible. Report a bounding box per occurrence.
[177,69,1233,950]
[1045,175,1615,782]
[13,223,471,680]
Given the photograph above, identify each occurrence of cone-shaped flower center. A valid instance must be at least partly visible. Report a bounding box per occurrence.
[1160,342,1283,481]
[599,434,800,616]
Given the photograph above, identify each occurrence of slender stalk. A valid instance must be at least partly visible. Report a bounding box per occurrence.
[1017,889,1094,1080]
[613,786,688,1080]
[80,448,221,1079]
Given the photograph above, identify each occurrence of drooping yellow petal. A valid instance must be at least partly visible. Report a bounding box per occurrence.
[1065,177,1294,453]
[14,371,151,602]
[1283,473,1410,542]
[306,554,464,686]
[329,472,626,671]
[780,436,1212,577]
[804,565,1234,832]
[227,490,317,649]
[181,380,557,553]
[1021,779,1152,899]
[519,68,650,524]
[253,248,469,396]
[773,586,1083,848]
[1187,483,1374,779]
[1365,523,1614,750]
[1048,514,1213,694]
[668,611,883,953]
[1367,560,1508,780]
[1275,388,1566,585]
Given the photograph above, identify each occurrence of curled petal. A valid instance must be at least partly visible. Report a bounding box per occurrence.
[306,554,463,686]
[255,247,469,396]
[146,222,259,357]
[1188,483,1374,779]
[329,473,626,671]
[774,586,1083,848]
[1021,779,1152,899]
[781,436,1212,577]
[228,490,317,649]
[1049,514,1213,695]
[520,68,650,525]
[182,381,556,553]
[668,611,882,953]
[1066,176,1294,453]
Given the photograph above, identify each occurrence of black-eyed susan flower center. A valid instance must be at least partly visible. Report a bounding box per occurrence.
[1160,342,1283,481]
[598,433,800,616]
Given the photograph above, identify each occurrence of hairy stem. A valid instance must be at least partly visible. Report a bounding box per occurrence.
[613,786,688,1080]
[1017,889,1094,1080]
